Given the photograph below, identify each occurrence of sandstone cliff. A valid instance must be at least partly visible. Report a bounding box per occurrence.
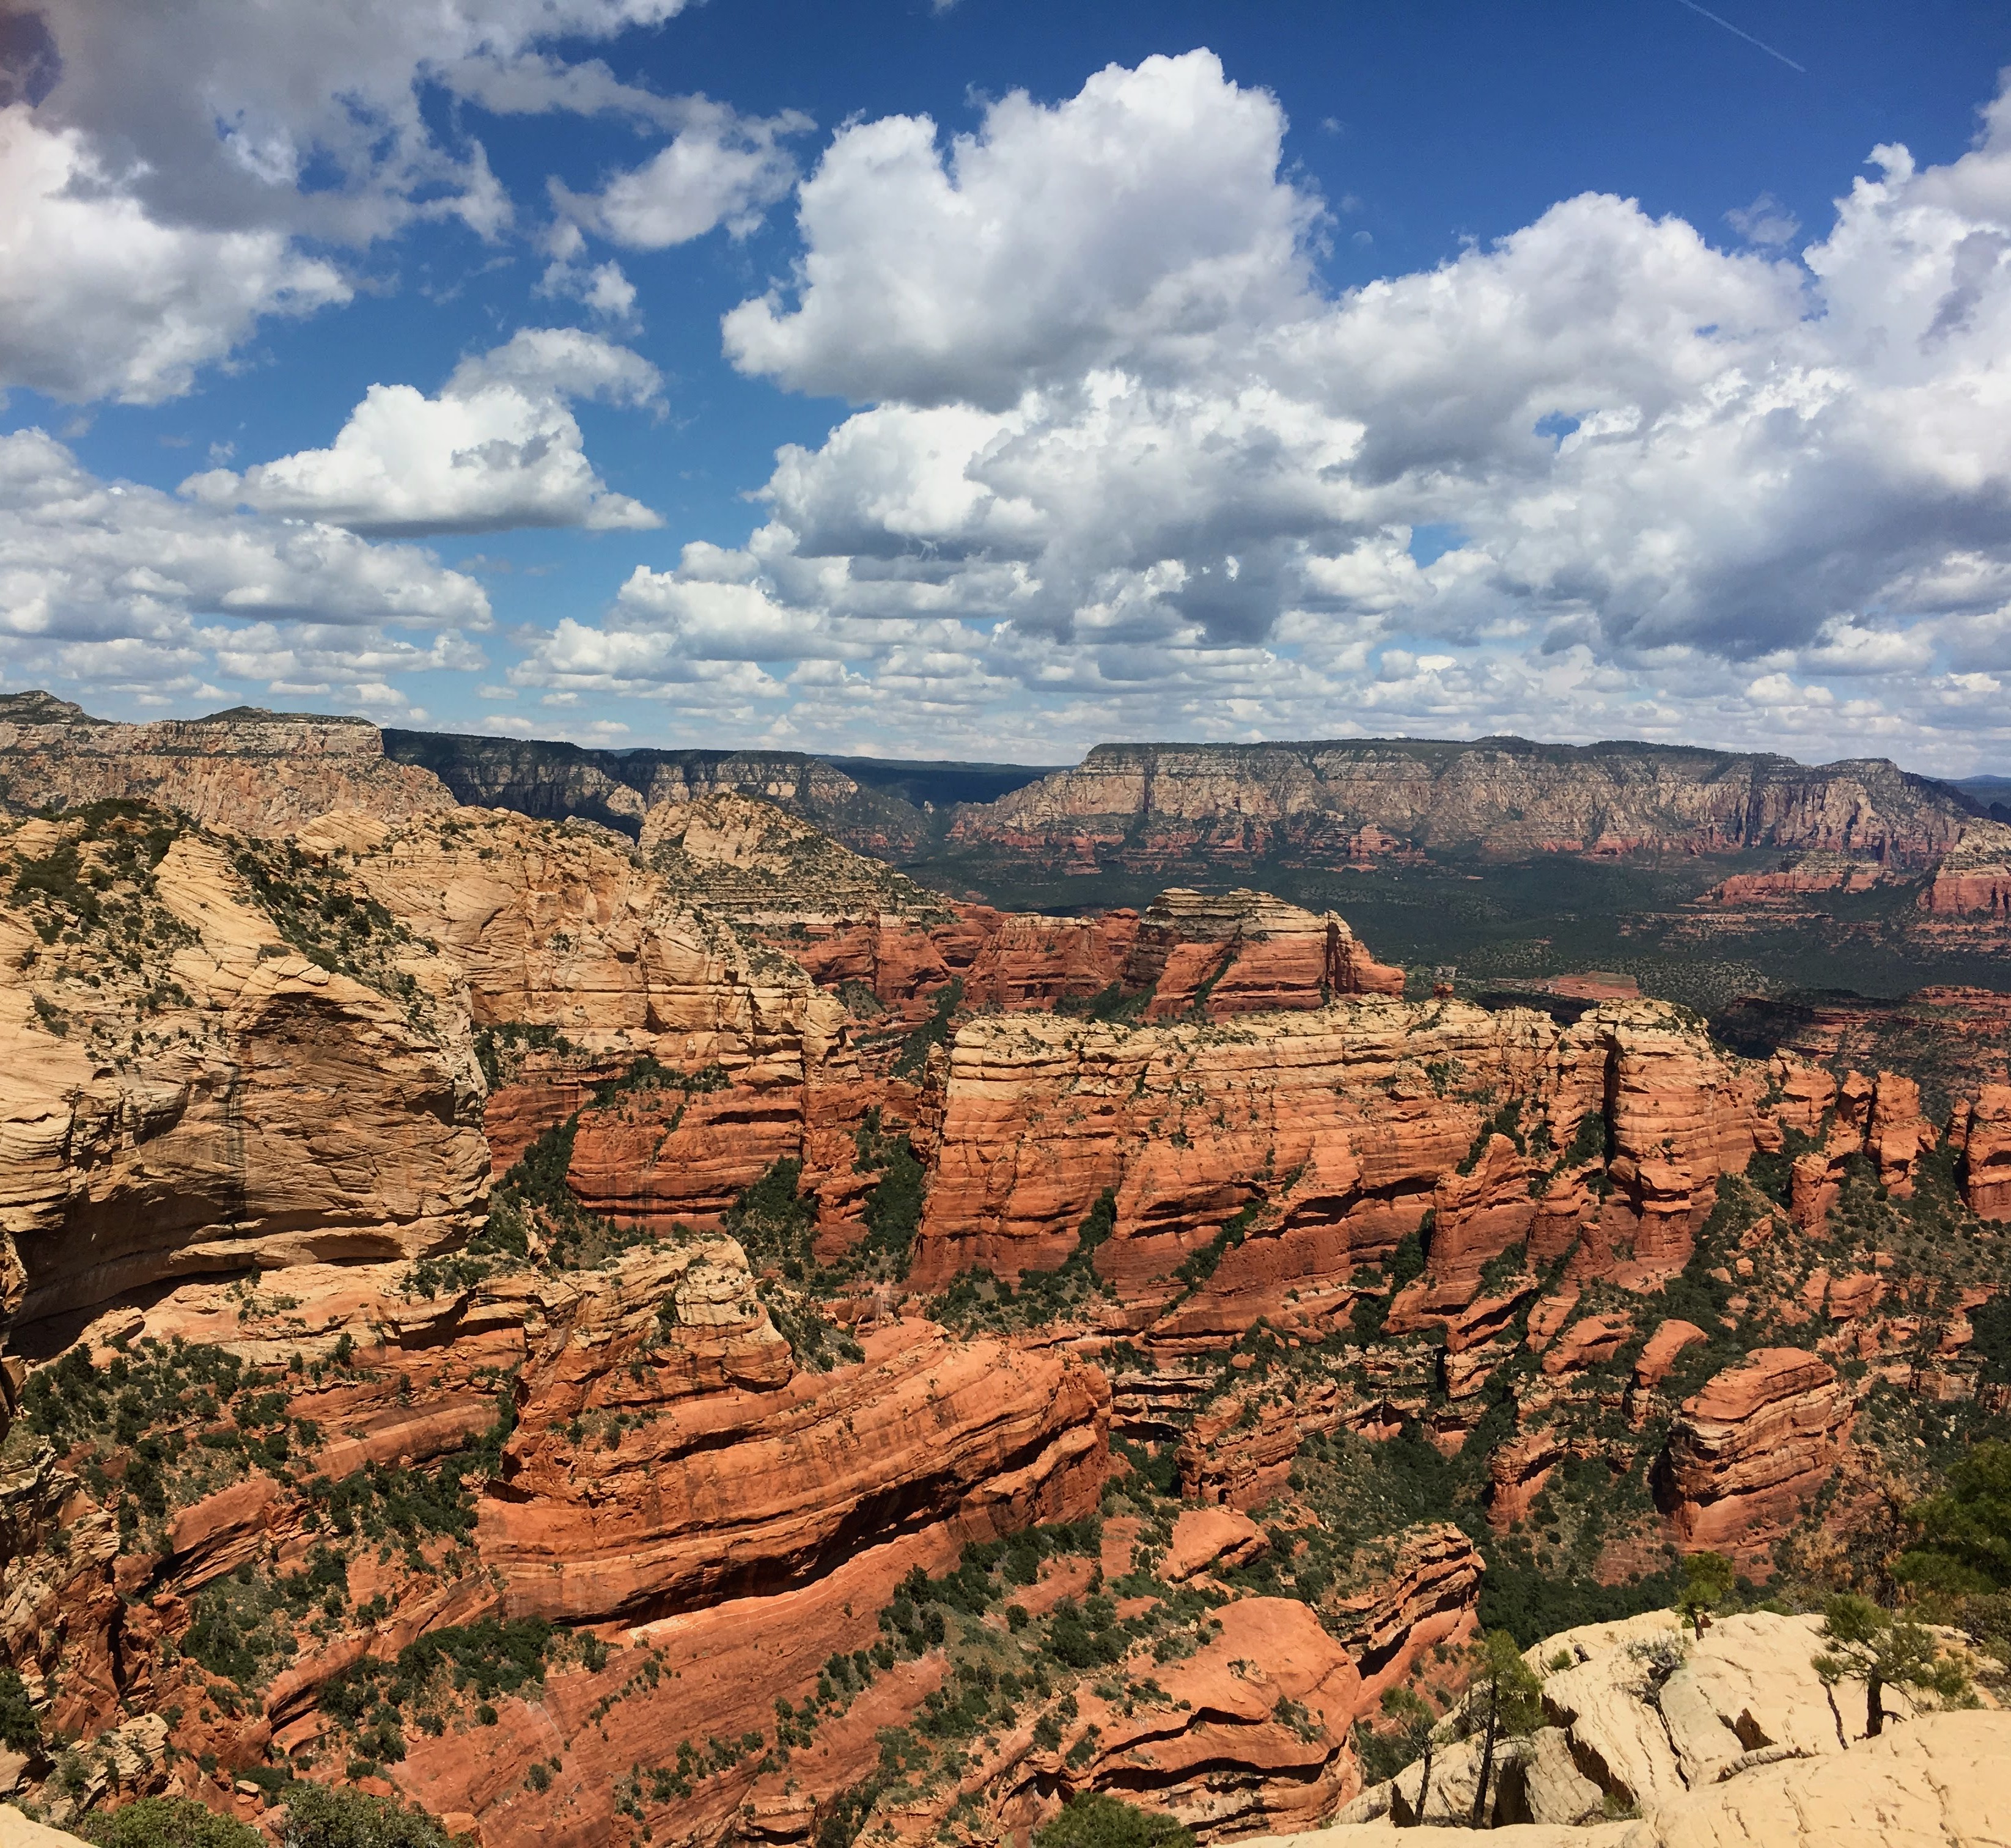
[914,997,1779,1339]
[383,729,1051,857]
[1655,1351,1856,1561]
[950,738,1979,869]
[0,805,488,1333]
[1305,1607,2004,1845]
[0,702,454,838]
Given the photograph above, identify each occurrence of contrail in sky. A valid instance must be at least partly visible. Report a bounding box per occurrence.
[1671,0,1807,73]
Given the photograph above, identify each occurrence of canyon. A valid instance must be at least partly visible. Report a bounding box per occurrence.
[0,702,2003,1848]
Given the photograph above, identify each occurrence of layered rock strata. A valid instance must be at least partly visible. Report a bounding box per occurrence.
[0,704,454,837]
[914,999,1785,1343]
[952,739,1977,868]
[0,809,488,1331]
[1655,1350,1856,1560]
[1121,889,1405,1016]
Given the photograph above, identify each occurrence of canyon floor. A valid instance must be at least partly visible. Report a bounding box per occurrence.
[0,705,2005,1848]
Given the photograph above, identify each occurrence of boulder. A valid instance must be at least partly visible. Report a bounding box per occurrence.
[1162,1506,1269,1582]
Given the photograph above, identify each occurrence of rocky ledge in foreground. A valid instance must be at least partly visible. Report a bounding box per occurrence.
[1268,1605,2005,1846]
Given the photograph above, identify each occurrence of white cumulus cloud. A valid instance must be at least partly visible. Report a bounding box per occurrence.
[0,0,710,402]
[181,329,663,537]
[0,427,488,708]
[722,51,1319,408]
[550,97,813,249]
[0,106,351,405]
[515,51,2011,768]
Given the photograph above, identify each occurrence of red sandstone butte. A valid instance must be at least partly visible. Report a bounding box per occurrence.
[1122,887,1405,1018]
[914,997,1779,1347]
[1954,1085,2011,1221]
[1658,1348,1855,1563]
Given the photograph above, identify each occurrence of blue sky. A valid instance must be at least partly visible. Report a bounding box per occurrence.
[5,0,2011,769]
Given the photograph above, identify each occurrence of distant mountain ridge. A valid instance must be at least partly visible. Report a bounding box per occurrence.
[946,735,1988,869]
[382,728,1057,857]
[0,694,1996,874]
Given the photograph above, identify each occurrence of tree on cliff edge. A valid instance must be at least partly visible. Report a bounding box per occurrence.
[1464,1629,1544,1827]
[1813,1593,1971,1737]
[1678,1551,1737,1634]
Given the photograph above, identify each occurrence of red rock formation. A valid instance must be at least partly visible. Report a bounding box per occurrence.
[1790,1069,1934,1228]
[1917,821,2011,916]
[482,1287,1111,1623]
[1177,1378,1348,1508]
[1540,1311,1634,1377]
[1488,1428,1570,1528]
[916,999,1778,1348]
[1162,1507,1269,1581]
[1623,1318,1708,1428]
[1658,1349,1856,1564]
[1953,1086,2011,1222]
[1328,1524,1483,1703]
[950,739,1971,869]
[1702,853,1886,904]
[1121,888,1405,1018]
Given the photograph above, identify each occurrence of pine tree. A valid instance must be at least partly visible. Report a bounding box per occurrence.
[1464,1629,1545,1827]
[1812,1594,1970,1737]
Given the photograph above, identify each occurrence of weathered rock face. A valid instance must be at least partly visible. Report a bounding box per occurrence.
[1917,819,2011,915]
[1318,1607,2004,1847]
[287,806,889,1235]
[0,705,454,838]
[1327,1523,1484,1702]
[1122,889,1405,1017]
[0,810,489,1332]
[1712,986,2011,1120]
[951,739,1976,869]
[307,807,848,1061]
[1656,1350,1856,1561]
[383,729,1052,857]
[482,1300,1111,1623]
[4,1243,1510,1848]
[1787,1069,1938,1228]
[914,999,1780,1344]
[1952,1085,2011,1221]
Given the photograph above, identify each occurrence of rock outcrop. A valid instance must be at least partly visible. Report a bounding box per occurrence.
[1304,1607,2004,1846]
[950,739,1977,869]
[0,705,454,837]
[1917,819,2011,915]
[482,1298,1111,1624]
[1952,1085,2011,1221]
[1121,889,1405,1016]
[383,728,1051,857]
[914,998,1781,1340]
[0,808,489,1333]
[1656,1351,1855,1562]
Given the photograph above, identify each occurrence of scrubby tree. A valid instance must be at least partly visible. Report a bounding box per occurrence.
[1463,1629,1545,1827]
[83,1797,263,1848]
[1895,1441,2011,1596]
[1033,1792,1194,1848]
[0,1667,39,1756]
[1812,1594,1971,1738]
[1362,1685,1441,1827]
[281,1785,455,1848]
[1677,1551,1737,1635]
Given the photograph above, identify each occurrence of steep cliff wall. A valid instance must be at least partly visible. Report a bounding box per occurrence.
[383,730,1053,856]
[914,997,1781,1340]
[0,805,489,1332]
[950,738,1978,868]
[0,703,455,837]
